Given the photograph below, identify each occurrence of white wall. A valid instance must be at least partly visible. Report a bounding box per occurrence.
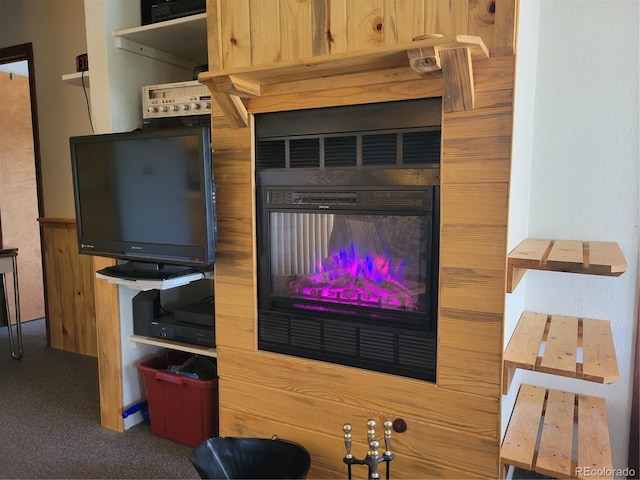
[0,0,91,218]
[503,0,540,437]
[509,0,639,473]
[83,0,191,134]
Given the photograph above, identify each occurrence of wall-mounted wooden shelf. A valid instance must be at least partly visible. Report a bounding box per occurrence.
[502,384,612,479]
[503,311,619,395]
[507,239,627,293]
[199,35,489,128]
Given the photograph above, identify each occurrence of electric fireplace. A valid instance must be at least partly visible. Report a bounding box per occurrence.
[255,99,441,381]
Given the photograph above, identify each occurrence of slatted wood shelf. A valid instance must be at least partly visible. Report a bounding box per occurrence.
[507,239,627,293]
[503,312,619,395]
[502,384,613,479]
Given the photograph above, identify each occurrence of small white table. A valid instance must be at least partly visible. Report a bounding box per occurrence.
[0,248,22,359]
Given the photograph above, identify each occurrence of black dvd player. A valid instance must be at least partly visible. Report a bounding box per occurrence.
[151,315,214,347]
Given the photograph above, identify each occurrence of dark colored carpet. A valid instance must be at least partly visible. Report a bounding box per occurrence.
[0,318,199,479]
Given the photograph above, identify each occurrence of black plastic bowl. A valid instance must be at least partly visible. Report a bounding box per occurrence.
[190,437,311,479]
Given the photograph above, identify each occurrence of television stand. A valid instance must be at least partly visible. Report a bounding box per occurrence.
[98,262,201,281]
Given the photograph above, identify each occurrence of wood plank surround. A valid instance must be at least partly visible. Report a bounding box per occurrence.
[196,1,517,476]
[85,0,518,476]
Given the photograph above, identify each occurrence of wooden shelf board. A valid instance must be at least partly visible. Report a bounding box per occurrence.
[201,35,487,90]
[507,239,627,292]
[503,312,619,395]
[199,35,489,126]
[129,334,216,358]
[501,384,613,479]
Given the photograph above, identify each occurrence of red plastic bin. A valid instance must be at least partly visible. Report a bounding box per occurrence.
[138,350,219,447]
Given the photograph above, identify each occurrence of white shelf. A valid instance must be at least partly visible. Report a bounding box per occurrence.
[62,71,90,87]
[130,334,217,358]
[96,270,212,291]
[113,13,207,69]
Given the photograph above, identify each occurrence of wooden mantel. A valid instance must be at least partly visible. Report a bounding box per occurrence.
[199,35,489,128]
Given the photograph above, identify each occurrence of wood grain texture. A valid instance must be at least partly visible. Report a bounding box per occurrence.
[92,255,124,432]
[249,0,281,64]
[538,314,579,377]
[280,0,314,60]
[503,312,620,394]
[507,239,627,291]
[424,0,468,37]
[576,394,613,479]
[220,404,487,479]
[219,376,499,478]
[219,0,251,68]
[582,318,619,383]
[384,0,424,44]
[437,309,504,396]
[441,135,512,184]
[39,219,97,357]
[502,386,613,479]
[501,384,546,470]
[536,389,574,478]
[217,345,500,439]
[440,47,474,112]
[504,311,547,370]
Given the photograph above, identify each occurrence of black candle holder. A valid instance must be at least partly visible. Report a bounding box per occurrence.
[343,419,395,480]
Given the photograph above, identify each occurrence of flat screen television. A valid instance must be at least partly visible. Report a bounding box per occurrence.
[70,125,216,280]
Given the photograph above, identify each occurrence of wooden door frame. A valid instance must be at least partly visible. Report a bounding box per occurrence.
[0,43,49,343]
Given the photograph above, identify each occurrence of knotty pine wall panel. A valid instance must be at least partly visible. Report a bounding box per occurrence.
[220,376,498,478]
[247,76,445,114]
[203,1,517,476]
[40,219,97,357]
[210,104,255,352]
[92,255,124,432]
[207,58,515,477]
[217,346,499,438]
[210,0,514,71]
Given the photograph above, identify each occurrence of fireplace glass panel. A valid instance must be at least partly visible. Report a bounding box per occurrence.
[268,211,431,322]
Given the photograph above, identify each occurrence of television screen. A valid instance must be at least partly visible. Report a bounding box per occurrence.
[70,126,216,278]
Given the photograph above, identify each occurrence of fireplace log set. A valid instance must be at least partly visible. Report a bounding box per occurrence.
[288,272,424,311]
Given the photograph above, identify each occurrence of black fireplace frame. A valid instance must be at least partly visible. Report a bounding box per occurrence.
[254,99,442,382]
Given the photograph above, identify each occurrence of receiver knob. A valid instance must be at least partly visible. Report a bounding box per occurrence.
[191,103,200,110]
[147,106,157,113]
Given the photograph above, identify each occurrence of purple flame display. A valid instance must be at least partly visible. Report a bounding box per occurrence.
[289,243,419,311]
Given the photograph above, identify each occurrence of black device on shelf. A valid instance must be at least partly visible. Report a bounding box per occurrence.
[133,291,215,347]
[141,0,206,25]
[70,125,217,279]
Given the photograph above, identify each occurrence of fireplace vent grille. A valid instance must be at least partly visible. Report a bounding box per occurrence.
[325,136,357,167]
[258,311,437,382]
[256,129,439,170]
